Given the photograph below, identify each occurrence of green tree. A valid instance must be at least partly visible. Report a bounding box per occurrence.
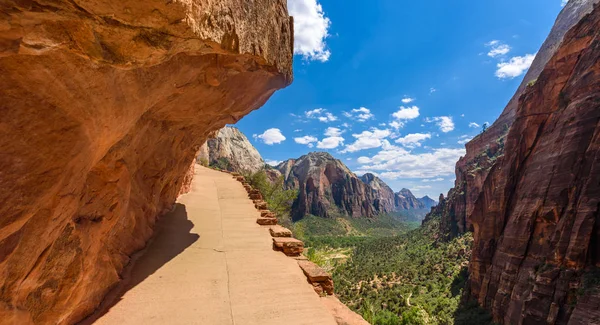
[245,171,297,222]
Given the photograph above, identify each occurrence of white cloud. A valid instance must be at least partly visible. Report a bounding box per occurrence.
[265,159,282,166]
[253,128,286,145]
[469,122,480,128]
[401,97,415,104]
[486,40,511,58]
[357,142,465,179]
[496,54,536,79]
[349,107,374,122]
[389,121,403,130]
[458,135,474,145]
[411,185,432,192]
[562,0,569,6]
[324,127,343,137]
[317,136,344,149]
[342,128,391,153]
[426,116,455,133]
[305,108,338,122]
[288,0,331,62]
[395,133,431,148]
[294,129,303,132]
[430,87,437,93]
[422,178,444,182]
[393,106,420,120]
[294,135,318,147]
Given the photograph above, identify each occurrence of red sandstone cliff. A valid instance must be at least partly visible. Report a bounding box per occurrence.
[429,0,599,240]
[467,5,600,324]
[0,1,292,324]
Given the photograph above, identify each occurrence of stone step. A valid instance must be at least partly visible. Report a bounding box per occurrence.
[254,201,268,210]
[297,260,334,295]
[269,225,292,238]
[272,237,304,256]
[260,210,275,218]
[256,217,277,226]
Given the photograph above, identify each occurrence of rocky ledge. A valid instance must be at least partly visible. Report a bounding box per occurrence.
[0,1,292,324]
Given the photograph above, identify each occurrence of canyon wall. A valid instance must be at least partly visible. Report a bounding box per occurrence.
[429,0,599,240]
[0,1,292,324]
[467,5,600,324]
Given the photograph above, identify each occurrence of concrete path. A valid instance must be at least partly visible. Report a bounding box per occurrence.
[94,166,337,325]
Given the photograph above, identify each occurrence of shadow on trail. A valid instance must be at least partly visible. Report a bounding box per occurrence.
[79,203,199,324]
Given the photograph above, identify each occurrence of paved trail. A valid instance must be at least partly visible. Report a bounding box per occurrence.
[94,166,337,325]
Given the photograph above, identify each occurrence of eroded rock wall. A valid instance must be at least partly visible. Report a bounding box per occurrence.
[468,5,600,324]
[430,0,599,240]
[0,1,292,324]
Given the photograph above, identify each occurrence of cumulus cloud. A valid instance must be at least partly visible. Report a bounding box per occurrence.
[496,54,536,79]
[357,141,465,179]
[430,88,437,93]
[395,133,431,148]
[392,106,420,120]
[486,40,511,58]
[458,135,474,145]
[469,122,480,128]
[324,127,343,137]
[265,159,283,166]
[288,0,331,62]
[253,128,286,145]
[401,97,415,104]
[426,116,455,133]
[294,135,318,147]
[562,0,569,6]
[317,136,344,149]
[347,107,374,122]
[305,108,338,122]
[342,128,391,153]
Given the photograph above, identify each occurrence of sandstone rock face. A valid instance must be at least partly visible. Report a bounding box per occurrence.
[428,0,600,240]
[0,1,292,324]
[395,188,425,210]
[360,173,397,213]
[418,196,437,210]
[467,5,600,324]
[197,126,265,173]
[278,152,387,220]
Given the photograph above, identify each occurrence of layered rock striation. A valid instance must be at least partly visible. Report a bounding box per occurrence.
[0,1,292,324]
[466,5,600,324]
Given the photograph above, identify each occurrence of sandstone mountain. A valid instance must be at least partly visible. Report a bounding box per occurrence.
[197,126,266,174]
[395,188,425,210]
[277,152,384,220]
[424,1,600,323]
[0,1,293,324]
[417,196,437,210]
[276,153,430,221]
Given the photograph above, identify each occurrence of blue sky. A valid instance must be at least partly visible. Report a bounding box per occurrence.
[235,0,567,198]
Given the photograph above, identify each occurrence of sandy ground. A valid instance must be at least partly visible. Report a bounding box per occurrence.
[93,166,337,325]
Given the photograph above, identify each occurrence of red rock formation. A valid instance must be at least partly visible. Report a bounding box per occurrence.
[278,152,386,220]
[0,1,292,324]
[467,5,600,324]
[430,0,599,240]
